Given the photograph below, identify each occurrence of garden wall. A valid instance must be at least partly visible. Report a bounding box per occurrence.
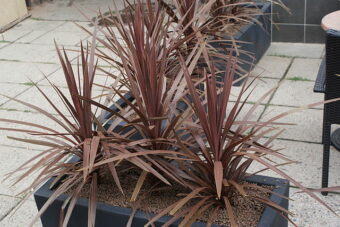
[0,0,28,32]
[272,0,340,43]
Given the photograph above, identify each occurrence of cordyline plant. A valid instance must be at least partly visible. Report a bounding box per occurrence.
[83,0,260,87]
[142,0,251,87]
[161,0,262,36]
[81,0,205,200]
[203,0,286,35]
[1,41,104,227]
[0,39,188,227]
[142,48,339,226]
[81,2,338,225]
[2,1,339,227]
[156,0,288,82]
[158,0,287,37]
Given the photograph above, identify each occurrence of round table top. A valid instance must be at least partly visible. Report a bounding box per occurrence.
[321,10,340,31]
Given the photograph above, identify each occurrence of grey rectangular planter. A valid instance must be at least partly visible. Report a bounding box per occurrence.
[34,174,289,227]
[211,2,272,86]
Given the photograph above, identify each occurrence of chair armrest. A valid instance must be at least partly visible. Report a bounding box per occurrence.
[314,58,326,93]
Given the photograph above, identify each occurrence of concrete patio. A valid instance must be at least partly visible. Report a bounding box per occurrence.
[0,0,339,226]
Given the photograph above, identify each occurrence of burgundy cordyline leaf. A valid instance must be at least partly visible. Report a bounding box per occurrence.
[214,161,223,199]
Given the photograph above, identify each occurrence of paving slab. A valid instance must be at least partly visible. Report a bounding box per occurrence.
[15,30,50,44]
[0,98,10,107]
[0,43,8,49]
[0,195,20,220]
[28,0,123,21]
[270,79,324,108]
[12,19,64,31]
[0,43,79,64]
[1,85,107,115]
[288,188,340,227]
[0,30,32,43]
[0,110,70,150]
[260,106,323,143]
[0,43,58,63]
[32,31,90,46]
[230,78,280,104]
[251,56,292,79]
[37,68,68,87]
[286,58,323,81]
[248,140,340,188]
[54,21,93,33]
[0,61,58,84]
[94,44,123,67]
[38,66,118,89]
[267,42,324,59]
[229,103,265,133]
[0,84,31,106]
[0,199,42,227]
[0,145,41,196]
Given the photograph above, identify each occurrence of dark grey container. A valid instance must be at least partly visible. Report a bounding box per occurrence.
[211,2,272,86]
[34,174,289,227]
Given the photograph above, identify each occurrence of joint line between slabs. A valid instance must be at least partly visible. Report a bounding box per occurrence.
[0,52,83,108]
[0,20,67,50]
[21,21,69,44]
[273,137,321,145]
[289,185,340,196]
[0,30,32,49]
[0,198,22,222]
[256,57,295,122]
[0,141,47,152]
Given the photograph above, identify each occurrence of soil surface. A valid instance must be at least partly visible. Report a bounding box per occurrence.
[75,169,274,227]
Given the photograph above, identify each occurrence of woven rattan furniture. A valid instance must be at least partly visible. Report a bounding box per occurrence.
[314,29,340,196]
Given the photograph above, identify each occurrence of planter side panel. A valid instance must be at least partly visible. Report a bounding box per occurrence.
[254,3,272,62]
[35,174,288,227]
[258,181,289,227]
[35,191,211,227]
[35,193,87,227]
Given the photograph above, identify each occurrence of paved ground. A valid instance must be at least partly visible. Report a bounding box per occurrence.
[0,0,339,226]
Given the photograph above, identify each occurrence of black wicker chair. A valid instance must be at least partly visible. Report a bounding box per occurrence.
[314,29,340,196]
